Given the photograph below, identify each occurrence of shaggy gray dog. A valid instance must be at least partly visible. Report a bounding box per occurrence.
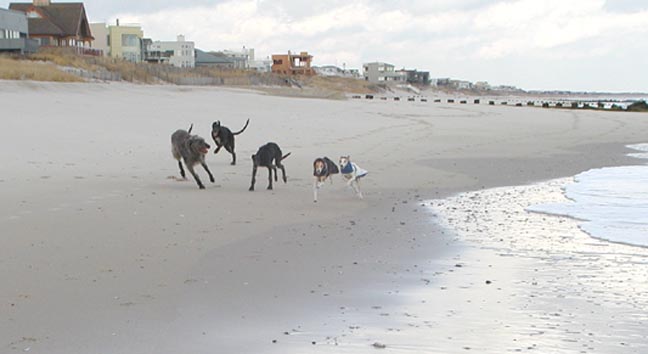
[171,124,215,189]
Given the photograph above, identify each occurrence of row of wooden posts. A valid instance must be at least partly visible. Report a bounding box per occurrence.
[352,94,622,110]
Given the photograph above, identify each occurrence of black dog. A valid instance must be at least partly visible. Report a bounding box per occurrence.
[171,124,215,189]
[249,142,291,191]
[211,119,250,165]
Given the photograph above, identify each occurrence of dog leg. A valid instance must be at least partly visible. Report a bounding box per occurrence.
[178,161,186,179]
[249,163,257,191]
[201,162,215,183]
[278,163,287,183]
[352,180,364,199]
[214,145,222,155]
[313,177,320,202]
[187,165,205,189]
[267,166,273,190]
[226,143,236,165]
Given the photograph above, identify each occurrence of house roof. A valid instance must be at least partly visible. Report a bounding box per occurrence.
[9,2,93,39]
[195,49,235,64]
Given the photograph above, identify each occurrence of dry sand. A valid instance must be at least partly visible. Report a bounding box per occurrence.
[1,80,648,353]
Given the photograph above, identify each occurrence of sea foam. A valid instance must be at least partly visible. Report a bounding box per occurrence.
[528,144,648,247]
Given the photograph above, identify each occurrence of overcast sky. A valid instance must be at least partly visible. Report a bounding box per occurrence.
[4,0,648,92]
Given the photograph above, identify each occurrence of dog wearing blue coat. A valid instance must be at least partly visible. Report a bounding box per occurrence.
[339,156,368,199]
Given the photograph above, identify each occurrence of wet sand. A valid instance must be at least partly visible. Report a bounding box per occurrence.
[1,80,648,353]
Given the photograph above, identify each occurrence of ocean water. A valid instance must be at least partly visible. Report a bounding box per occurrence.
[528,144,648,247]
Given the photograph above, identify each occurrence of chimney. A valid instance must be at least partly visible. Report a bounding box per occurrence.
[116,18,120,26]
[33,0,50,6]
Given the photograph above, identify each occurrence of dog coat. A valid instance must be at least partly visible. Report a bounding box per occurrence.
[314,157,339,177]
[341,162,368,179]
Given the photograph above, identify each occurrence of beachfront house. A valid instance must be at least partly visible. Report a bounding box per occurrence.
[397,69,430,85]
[144,35,195,68]
[106,20,143,62]
[194,49,235,69]
[0,7,39,53]
[363,62,406,83]
[9,0,94,50]
[271,51,315,75]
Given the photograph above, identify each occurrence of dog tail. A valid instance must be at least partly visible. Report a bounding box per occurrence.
[232,119,250,136]
[281,152,292,161]
[188,123,194,134]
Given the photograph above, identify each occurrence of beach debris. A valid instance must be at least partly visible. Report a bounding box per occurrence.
[485,280,492,284]
[372,342,387,349]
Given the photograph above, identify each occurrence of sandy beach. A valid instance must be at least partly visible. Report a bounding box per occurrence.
[2,80,648,353]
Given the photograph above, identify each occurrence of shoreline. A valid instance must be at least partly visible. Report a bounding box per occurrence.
[427,172,648,353]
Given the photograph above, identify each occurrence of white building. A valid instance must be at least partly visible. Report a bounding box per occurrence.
[218,46,254,69]
[146,35,195,68]
[249,58,272,72]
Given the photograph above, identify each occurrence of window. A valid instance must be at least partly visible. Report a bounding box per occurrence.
[121,34,139,47]
[273,59,283,65]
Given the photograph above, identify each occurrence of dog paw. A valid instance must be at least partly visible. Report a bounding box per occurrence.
[199,185,206,190]
[248,187,254,191]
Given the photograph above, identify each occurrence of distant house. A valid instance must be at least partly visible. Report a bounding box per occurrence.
[194,49,235,69]
[315,65,344,77]
[0,7,39,53]
[9,0,93,48]
[271,51,315,75]
[145,35,195,68]
[215,46,254,69]
[363,62,406,83]
[106,19,143,62]
[314,65,361,79]
[450,80,472,90]
[248,58,272,72]
[397,69,430,85]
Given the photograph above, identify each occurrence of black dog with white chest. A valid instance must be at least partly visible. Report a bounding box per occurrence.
[211,119,249,165]
[249,142,291,191]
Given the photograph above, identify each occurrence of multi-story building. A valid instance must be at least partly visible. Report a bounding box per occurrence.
[271,51,315,75]
[362,62,406,83]
[9,0,93,49]
[107,19,143,62]
[145,35,195,68]
[0,7,38,53]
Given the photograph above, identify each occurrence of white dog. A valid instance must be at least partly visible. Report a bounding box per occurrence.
[339,156,368,199]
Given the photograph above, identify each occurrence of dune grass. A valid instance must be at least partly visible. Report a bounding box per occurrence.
[0,56,83,82]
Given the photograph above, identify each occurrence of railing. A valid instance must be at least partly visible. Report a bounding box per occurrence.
[41,45,103,56]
